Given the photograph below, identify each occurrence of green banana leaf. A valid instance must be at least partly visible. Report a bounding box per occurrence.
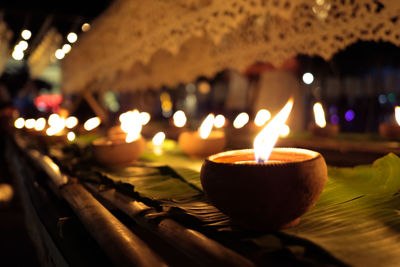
[283,153,400,267]
[52,141,400,266]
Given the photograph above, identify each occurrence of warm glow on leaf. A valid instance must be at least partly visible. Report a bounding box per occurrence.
[173,110,187,127]
[84,117,101,131]
[313,102,326,128]
[198,114,215,139]
[233,112,249,129]
[254,99,293,163]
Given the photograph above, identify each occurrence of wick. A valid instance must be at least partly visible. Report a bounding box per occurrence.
[256,157,266,164]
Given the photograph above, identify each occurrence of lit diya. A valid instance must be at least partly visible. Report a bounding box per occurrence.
[36,115,68,144]
[308,102,339,138]
[379,106,400,140]
[179,114,226,158]
[201,99,327,230]
[92,110,145,166]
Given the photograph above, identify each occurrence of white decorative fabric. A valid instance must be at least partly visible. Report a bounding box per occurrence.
[28,28,62,78]
[62,0,400,93]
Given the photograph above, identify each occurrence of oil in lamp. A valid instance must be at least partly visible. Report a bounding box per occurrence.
[201,99,327,230]
[308,102,339,138]
[92,110,145,166]
[179,114,226,158]
[379,106,400,140]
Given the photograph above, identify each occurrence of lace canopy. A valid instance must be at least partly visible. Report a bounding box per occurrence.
[62,0,400,93]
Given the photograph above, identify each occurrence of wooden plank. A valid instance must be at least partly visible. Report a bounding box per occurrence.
[85,184,255,267]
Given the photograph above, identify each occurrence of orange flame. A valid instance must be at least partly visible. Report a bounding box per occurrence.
[313,102,326,128]
[253,99,293,163]
[198,114,215,139]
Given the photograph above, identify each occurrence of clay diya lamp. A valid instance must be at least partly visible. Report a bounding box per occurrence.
[308,123,339,138]
[91,135,146,166]
[309,102,339,138]
[202,99,327,230]
[379,106,400,140]
[379,123,400,140]
[179,131,226,158]
[92,111,146,166]
[179,114,226,158]
[35,117,68,145]
[201,148,327,230]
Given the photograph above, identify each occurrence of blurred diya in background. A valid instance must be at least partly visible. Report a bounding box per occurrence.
[201,99,327,230]
[179,113,226,158]
[92,110,145,166]
[308,102,339,138]
[379,106,400,140]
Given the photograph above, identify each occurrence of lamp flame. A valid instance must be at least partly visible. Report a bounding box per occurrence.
[395,106,400,126]
[254,109,271,126]
[280,124,290,137]
[84,117,101,131]
[233,112,249,129]
[14,118,25,129]
[254,99,293,163]
[120,110,142,143]
[173,110,187,127]
[313,102,326,128]
[140,112,151,125]
[34,118,46,131]
[25,118,36,129]
[152,132,166,146]
[46,116,65,136]
[67,132,76,141]
[48,114,60,127]
[214,114,226,128]
[65,116,78,129]
[199,114,215,139]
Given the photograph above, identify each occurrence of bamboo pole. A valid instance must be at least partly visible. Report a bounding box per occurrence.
[85,184,255,267]
[60,183,167,267]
